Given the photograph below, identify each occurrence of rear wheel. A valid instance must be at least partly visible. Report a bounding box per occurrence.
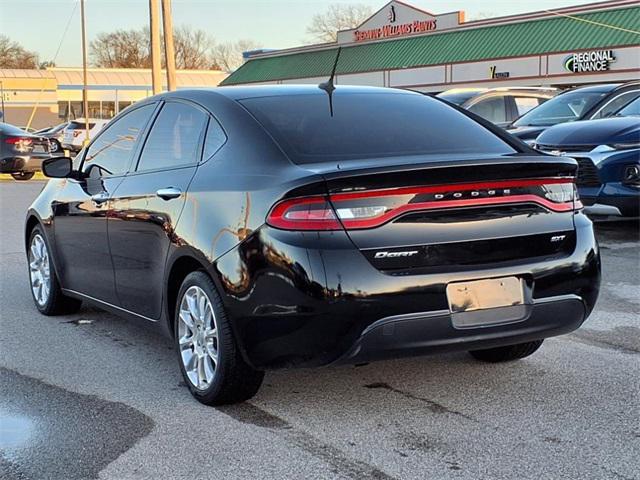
[175,271,264,405]
[28,226,82,315]
[12,172,35,181]
[469,340,544,363]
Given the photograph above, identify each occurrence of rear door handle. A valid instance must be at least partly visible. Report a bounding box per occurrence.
[91,192,109,205]
[156,187,182,200]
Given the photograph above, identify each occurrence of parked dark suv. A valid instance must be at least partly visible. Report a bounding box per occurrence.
[508,82,640,143]
[27,86,600,405]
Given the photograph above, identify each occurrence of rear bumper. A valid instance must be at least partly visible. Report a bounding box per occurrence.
[334,295,584,365]
[214,213,600,370]
[0,155,47,173]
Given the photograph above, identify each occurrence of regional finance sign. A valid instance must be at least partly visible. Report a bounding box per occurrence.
[564,50,616,73]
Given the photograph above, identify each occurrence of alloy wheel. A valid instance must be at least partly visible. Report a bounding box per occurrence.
[29,234,51,306]
[178,286,219,390]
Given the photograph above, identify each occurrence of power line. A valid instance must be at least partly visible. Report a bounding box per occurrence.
[542,8,640,35]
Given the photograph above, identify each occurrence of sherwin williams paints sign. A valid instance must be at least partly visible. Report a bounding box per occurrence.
[336,1,462,45]
[564,50,616,72]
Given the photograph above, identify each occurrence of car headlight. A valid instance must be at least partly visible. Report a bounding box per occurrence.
[608,142,640,150]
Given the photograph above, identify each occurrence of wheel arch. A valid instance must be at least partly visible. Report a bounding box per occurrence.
[165,253,211,337]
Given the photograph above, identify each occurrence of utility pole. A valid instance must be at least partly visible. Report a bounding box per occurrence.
[80,0,90,145]
[149,0,163,94]
[0,81,5,122]
[162,0,177,91]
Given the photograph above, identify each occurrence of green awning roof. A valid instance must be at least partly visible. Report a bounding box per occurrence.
[222,6,640,86]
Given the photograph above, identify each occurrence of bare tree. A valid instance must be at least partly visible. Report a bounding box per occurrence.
[212,39,260,72]
[0,35,39,69]
[90,29,150,68]
[173,26,216,70]
[90,26,218,70]
[307,4,373,43]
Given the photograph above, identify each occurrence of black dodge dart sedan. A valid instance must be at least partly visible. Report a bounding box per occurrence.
[27,85,600,405]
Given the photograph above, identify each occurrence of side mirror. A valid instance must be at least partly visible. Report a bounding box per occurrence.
[42,157,73,178]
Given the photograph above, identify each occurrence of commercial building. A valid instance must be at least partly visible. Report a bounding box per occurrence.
[0,67,227,129]
[222,0,640,91]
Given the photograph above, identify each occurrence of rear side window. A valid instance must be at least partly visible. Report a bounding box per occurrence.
[240,92,514,164]
[137,102,208,172]
[467,97,507,124]
[203,117,226,161]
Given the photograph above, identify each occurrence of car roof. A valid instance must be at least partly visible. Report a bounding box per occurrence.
[156,84,419,102]
[565,83,621,94]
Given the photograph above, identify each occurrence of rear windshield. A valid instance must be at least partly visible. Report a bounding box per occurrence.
[68,122,96,130]
[240,92,515,164]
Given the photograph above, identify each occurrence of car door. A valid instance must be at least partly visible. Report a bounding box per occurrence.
[107,100,210,319]
[52,103,158,303]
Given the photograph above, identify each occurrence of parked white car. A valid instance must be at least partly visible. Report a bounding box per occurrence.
[61,118,109,153]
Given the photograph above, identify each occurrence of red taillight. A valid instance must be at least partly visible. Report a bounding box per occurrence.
[267,178,579,231]
[5,137,34,152]
[267,196,342,230]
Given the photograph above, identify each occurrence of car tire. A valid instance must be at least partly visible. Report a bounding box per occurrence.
[12,172,35,181]
[28,226,82,316]
[175,271,264,405]
[469,340,544,363]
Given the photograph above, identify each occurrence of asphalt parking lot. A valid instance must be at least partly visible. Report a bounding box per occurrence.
[0,180,638,480]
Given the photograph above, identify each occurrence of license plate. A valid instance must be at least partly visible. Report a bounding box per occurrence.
[33,145,45,153]
[447,277,524,313]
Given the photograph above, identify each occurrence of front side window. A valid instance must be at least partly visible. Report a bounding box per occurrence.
[137,102,208,172]
[615,97,640,117]
[514,97,543,116]
[591,90,640,119]
[82,104,155,177]
[467,97,507,124]
[240,92,515,164]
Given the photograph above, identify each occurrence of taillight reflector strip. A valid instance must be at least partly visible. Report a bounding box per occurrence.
[267,178,579,231]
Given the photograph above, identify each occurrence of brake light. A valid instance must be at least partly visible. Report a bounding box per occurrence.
[5,137,33,152]
[267,178,580,231]
[267,197,342,230]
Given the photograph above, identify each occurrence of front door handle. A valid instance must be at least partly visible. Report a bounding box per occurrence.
[91,191,109,205]
[156,187,182,200]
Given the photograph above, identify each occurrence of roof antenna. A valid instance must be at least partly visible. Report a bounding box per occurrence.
[318,47,342,117]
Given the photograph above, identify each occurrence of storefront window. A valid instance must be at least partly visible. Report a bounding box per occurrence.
[101,101,116,119]
[118,101,134,114]
[69,101,84,119]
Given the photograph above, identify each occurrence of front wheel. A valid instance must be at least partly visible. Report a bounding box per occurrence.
[28,226,82,315]
[469,340,544,363]
[12,172,35,181]
[175,271,264,405]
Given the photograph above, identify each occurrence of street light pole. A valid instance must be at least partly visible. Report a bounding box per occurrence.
[80,0,90,145]
[162,0,177,92]
[149,0,163,94]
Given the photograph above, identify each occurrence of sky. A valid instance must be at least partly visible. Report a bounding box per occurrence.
[1,0,604,67]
